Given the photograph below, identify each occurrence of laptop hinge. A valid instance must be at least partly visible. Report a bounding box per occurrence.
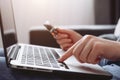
[8,45,21,62]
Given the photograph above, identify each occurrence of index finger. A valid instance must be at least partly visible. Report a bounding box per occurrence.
[58,46,73,62]
[58,41,79,62]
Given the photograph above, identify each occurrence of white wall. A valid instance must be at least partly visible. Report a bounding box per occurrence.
[0,0,95,47]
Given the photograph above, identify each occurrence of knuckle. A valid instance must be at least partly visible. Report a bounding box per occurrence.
[89,38,96,44]
[83,35,96,42]
[84,35,94,39]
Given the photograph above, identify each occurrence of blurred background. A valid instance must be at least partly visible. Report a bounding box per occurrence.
[0,0,120,47]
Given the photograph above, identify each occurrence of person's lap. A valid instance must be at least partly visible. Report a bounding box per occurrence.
[99,59,120,80]
[0,57,15,80]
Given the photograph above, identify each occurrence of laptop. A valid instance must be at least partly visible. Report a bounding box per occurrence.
[0,0,112,79]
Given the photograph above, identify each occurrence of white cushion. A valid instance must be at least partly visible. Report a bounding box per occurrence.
[114,18,120,37]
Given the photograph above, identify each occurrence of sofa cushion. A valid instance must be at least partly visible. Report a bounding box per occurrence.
[114,18,120,37]
[29,25,115,48]
[99,34,117,41]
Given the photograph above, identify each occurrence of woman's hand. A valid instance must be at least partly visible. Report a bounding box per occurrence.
[59,35,120,64]
[54,28,82,51]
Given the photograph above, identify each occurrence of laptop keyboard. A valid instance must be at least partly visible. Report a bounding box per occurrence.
[21,46,60,68]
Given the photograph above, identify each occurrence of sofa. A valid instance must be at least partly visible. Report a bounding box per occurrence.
[30,18,120,47]
[29,25,116,48]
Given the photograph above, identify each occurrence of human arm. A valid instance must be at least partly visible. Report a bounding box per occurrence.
[58,35,120,64]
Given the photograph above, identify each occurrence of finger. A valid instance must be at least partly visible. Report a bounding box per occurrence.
[58,42,78,62]
[79,40,93,63]
[58,46,73,62]
[73,35,93,63]
[72,40,84,62]
[57,38,72,45]
[60,43,73,51]
[87,43,101,64]
[55,33,69,40]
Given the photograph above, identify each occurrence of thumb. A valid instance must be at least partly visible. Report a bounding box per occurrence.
[57,28,73,34]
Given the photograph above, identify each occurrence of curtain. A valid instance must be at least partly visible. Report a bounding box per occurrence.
[110,0,120,24]
[94,0,120,24]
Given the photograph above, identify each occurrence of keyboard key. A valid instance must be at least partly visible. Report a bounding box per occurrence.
[45,48,59,68]
[51,49,60,59]
[34,47,42,66]
[21,46,27,64]
[39,48,51,67]
[27,46,34,65]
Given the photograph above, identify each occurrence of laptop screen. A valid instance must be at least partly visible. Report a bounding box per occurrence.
[0,0,17,47]
[0,0,18,62]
